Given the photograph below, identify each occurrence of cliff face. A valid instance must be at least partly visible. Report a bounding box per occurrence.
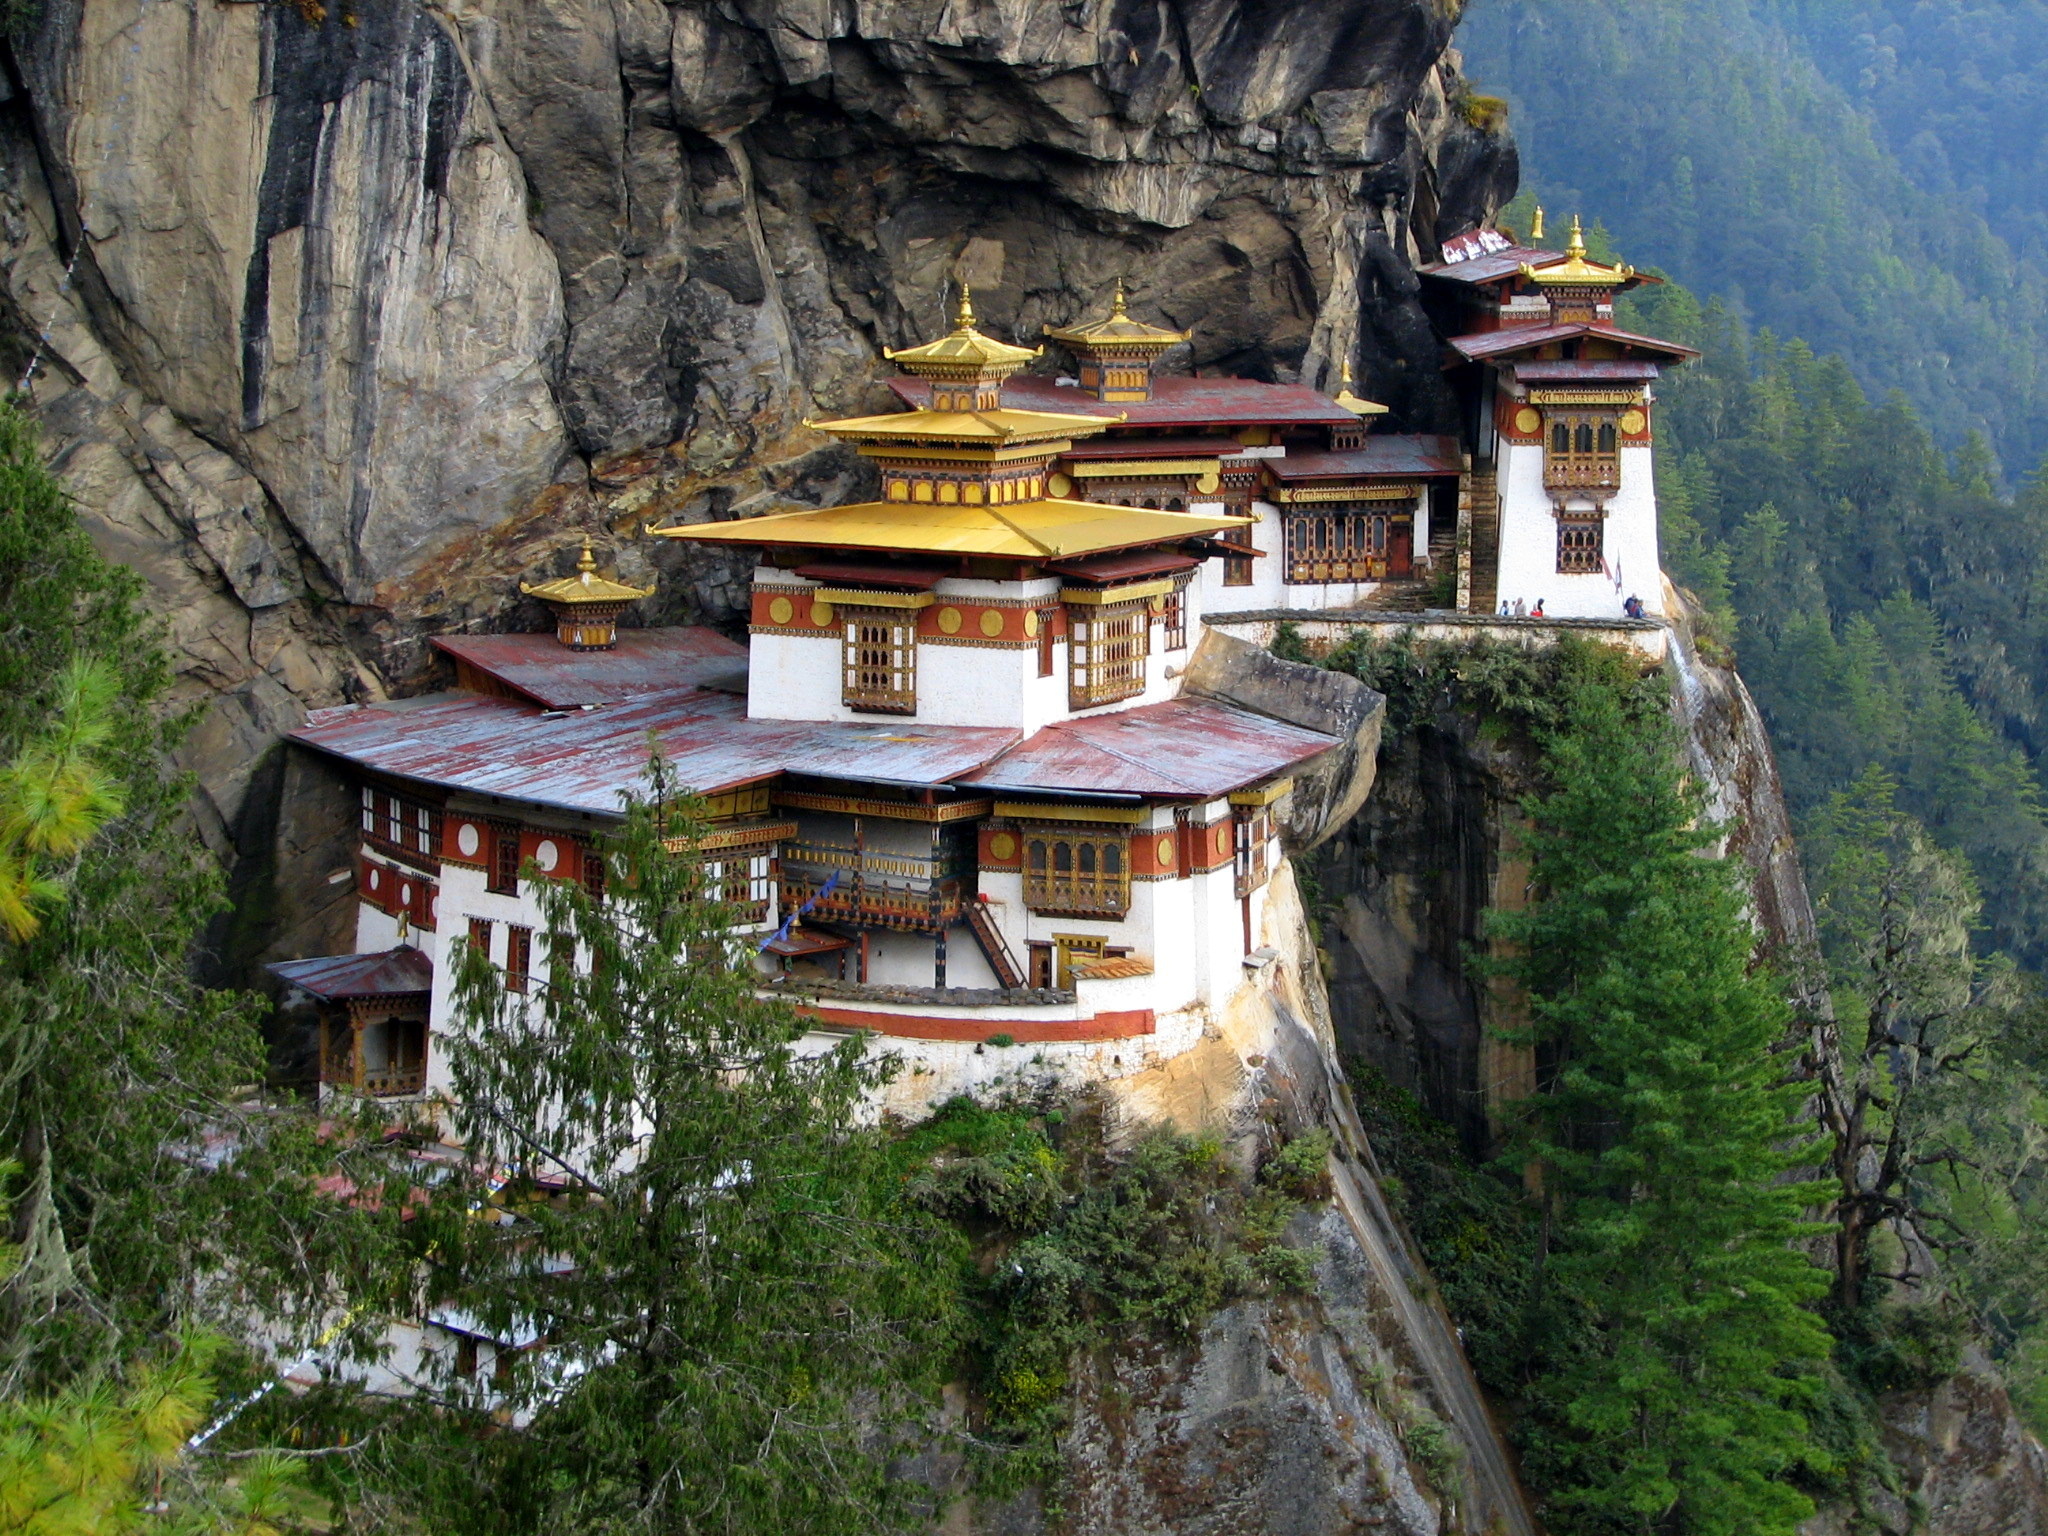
[0,0,1513,968]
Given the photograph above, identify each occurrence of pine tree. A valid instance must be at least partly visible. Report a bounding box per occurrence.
[1493,663,1833,1536]
[394,761,960,1534]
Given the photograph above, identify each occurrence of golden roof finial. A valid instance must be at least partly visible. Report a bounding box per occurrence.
[1341,361,1354,383]
[1111,278,1129,318]
[521,538,655,605]
[1332,360,1388,419]
[1567,214,1587,260]
[575,536,598,576]
[954,283,976,331]
[1530,205,1545,242]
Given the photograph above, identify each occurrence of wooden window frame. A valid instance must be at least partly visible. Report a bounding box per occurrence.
[1556,511,1605,575]
[1036,608,1058,678]
[467,916,493,962]
[1283,506,1388,584]
[1052,933,1108,989]
[1160,583,1189,652]
[1067,600,1149,710]
[489,829,521,895]
[363,785,438,863]
[1221,539,1256,587]
[1543,412,1622,494]
[841,607,917,715]
[1021,825,1131,918]
[581,847,607,901]
[1233,805,1274,899]
[505,925,532,994]
[703,846,775,926]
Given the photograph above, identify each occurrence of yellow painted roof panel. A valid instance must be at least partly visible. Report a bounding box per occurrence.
[651,499,1253,560]
[811,407,1117,444]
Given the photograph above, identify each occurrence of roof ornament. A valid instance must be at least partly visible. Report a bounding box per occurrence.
[520,536,655,650]
[1516,212,1635,289]
[1566,213,1587,260]
[1529,205,1545,242]
[1332,360,1389,419]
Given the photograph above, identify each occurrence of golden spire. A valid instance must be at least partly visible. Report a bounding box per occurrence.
[953,282,976,330]
[1518,212,1635,289]
[1110,278,1129,318]
[1332,360,1389,418]
[1566,213,1587,260]
[1530,205,1545,242]
[520,537,655,605]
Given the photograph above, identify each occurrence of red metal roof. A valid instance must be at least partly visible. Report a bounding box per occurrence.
[889,375,1358,429]
[1417,244,1564,286]
[1058,435,1239,460]
[1044,550,1200,583]
[268,946,433,1000]
[964,697,1337,799]
[432,626,747,710]
[1267,435,1463,481]
[291,690,1021,814]
[1509,359,1663,383]
[1447,322,1699,363]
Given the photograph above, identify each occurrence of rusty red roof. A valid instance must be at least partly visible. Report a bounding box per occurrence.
[291,690,1020,814]
[964,698,1337,799]
[1058,435,1240,460]
[790,560,950,589]
[1045,549,1199,583]
[1447,322,1698,363]
[432,626,747,710]
[1417,244,1564,286]
[889,375,1358,429]
[269,946,432,1000]
[1509,359,1664,383]
[1267,435,1463,481]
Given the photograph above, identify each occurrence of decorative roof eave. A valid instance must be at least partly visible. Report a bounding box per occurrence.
[647,499,1252,561]
[520,538,656,605]
[806,407,1120,446]
[1043,280,1192,350]
[1518,214,1637,289]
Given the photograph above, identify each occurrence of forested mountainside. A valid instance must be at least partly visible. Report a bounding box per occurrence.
[1463,0,2048,1438]
[1457,0,2048,480]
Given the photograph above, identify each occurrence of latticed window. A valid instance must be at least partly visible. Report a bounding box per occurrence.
[1284,508,1386,583]
[1022,827,1130,917]
[581,847,607,900]
[1557,512,1605,574]
[703,849,775,925]
[841,608,917,714]
[1067,600,1149,709]
[489,830,521,894]
[1544,413,1621,493]
[361,786,437,859]
[1233,805,1274,899]
[505,925,532,994]
[1159,584,1188,651]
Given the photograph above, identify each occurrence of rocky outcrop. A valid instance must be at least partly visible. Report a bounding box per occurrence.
[0,0,1514,971]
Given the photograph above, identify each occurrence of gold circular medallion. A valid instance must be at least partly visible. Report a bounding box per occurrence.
[1620,408,1647,435]
[980,609,1006,638]
[989,832,1017,861]
[1513,405,1542,436]
[767,595,794,626]
[1197,469,1221,493]
[810,600,834,627]
[1023,610,1040,638]
[1149,594,1167,613]
[938,606,963,634]
[1156,834,1176,866]
[1047,472,1073,498]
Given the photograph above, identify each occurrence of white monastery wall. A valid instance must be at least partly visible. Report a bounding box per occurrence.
[1493,441,1663,620]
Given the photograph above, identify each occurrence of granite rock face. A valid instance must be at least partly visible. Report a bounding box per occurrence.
[0,0,1512,967]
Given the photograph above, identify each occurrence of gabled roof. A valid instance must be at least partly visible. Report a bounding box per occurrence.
[431,626,747,710]
[291,690,1020,814]
[1267,435,1463,481]
[268,947,433,1001]
[650,498,1249,561]
[1043,282,1191,350]
[1447,322,1699,364]
[963,697,1337,799]
[1417,244,1565,287]
[894,375,1360,430]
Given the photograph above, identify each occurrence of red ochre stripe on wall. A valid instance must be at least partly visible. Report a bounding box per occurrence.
[798,1006,1156,1043]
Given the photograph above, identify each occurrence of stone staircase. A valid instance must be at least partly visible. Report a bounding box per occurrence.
[1459,467,1500,615]
[1358,580,1430,613]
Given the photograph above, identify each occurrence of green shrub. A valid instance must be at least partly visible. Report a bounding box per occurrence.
[1261,1129,1334,1200]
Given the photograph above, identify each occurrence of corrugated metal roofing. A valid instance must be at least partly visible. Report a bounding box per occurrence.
[291,690,1021,815]
[1044,549,1199,583]
[432,627,747,710]
[962,697,1338,799]
[1268,435,1464,480]
[1510,359,1664,383]
[1448,322,1699,363]
[1417,245,1563,285]
[652,497,1248,560]
[892,375,1359,429]
[268,946,433,999]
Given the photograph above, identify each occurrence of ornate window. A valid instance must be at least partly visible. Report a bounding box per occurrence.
[1036,608,1058,678]
[362,786,437,862]
[1221,538,1256,587]
[1159,584,1188,651]
[1557,511,1605,574]
[580,847,607,900]
[1284,508,1385,583]
[841,608,917,715]
[703,849,775,925]
[1068,600,1149,709]
[467,916,493,961]
[1544,413,1621,495]
[505,925,532,994]
[1022,826,1130,917]
[489,829,521,895]
[1233,804,1274,899]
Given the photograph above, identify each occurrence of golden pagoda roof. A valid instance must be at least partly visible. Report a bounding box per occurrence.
[882,286,1041,374]
[1331,362,1390,418]
[1520,215,1635,287]
[1043,280,1192,349]
[520,538,655,605]
[650,499,1250,561]
[808,406,1120,447]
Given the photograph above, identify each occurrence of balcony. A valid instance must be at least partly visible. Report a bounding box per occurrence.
[1542,456,1621,496]
[778,843,974,933]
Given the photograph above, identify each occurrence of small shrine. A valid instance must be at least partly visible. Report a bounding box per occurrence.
[1042,280,1191,402]
[519,537,655,649]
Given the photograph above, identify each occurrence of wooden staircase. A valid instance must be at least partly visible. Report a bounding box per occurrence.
[966,900,1024,989]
